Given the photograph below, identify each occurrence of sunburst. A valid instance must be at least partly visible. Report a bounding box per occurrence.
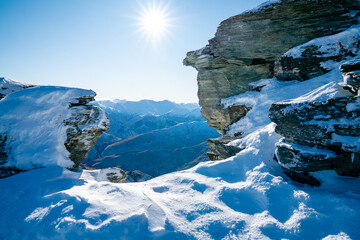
[136,1,173,45]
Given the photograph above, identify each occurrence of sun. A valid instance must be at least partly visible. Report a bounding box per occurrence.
[137,2,172,45]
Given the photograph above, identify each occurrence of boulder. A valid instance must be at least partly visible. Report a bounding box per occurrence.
[206,137,243,161]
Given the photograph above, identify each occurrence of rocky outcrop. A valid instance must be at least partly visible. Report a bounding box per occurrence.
[124,170,152,183]
[0,78,109,178]
[64,97,109,168]
[184,0,360,134]
[0,136,7,165]
[206,137,243,161]
[341,58,360,93]
[270,59,360,185]
[275,25,360,81]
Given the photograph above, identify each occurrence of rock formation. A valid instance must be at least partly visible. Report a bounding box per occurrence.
[275,25,360,81]
[185,0,360,184]
[270,59,360,185]
[184,0,360,134]
[206,137,243,161]
[0,78,109,178]
[81,167,152,183]
[64,97,110,168]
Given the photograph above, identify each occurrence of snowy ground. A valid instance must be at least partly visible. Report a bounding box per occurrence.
[1,59,360,239]
[1,123,359,239]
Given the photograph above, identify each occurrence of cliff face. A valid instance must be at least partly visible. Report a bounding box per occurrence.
[184,0,360,134]
[0,78,109,177]
[185,0,360,184]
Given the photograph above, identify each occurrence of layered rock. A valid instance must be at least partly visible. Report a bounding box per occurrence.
[64,97,110,168]
[270,59,360,185]
[341,58,360,93]
[206,137,243,161]
[184,0,360,134]
[275,25,360,81]
[0,78,109,178]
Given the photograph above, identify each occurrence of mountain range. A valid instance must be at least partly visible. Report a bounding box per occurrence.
[83,100,220,177]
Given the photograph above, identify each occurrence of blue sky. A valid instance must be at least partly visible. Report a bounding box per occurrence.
[0,0,264,103]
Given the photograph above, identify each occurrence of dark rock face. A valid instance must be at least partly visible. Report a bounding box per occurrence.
[0,167,26,179]
[0,136,7,165]
[341,58,360,93]
[185,0,360,133]
[207,137,243,161]
[270,59,360,185]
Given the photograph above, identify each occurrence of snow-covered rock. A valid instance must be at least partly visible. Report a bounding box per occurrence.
[275,24,360,81]
[0,77,35,99]
[79,167,151,183]
[184,0,360,134]
[341,58,360,93]
[270,59,360,185]
[0,78,109,177]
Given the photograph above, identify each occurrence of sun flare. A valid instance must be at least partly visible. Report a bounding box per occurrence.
[137,2,172,45]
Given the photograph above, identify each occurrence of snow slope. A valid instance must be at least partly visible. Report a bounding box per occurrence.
[1,124,359,239]
[1,57,360,239]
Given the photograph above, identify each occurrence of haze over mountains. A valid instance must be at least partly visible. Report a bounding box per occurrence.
[83,100,220,177]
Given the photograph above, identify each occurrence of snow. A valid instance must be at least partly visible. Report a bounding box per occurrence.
[276,139,337,159]
[332,134,360,152]
[0,83,99,169]
[284,23,360,59]
[320,60,341,70]
[1,122,360,239]
[347,97,360,111]
[1,26,360,240]
[0,77,34,96]
[0,69,359,238]
[221,68,349,136]
[79,168,125,182]
[283,81,355,104]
